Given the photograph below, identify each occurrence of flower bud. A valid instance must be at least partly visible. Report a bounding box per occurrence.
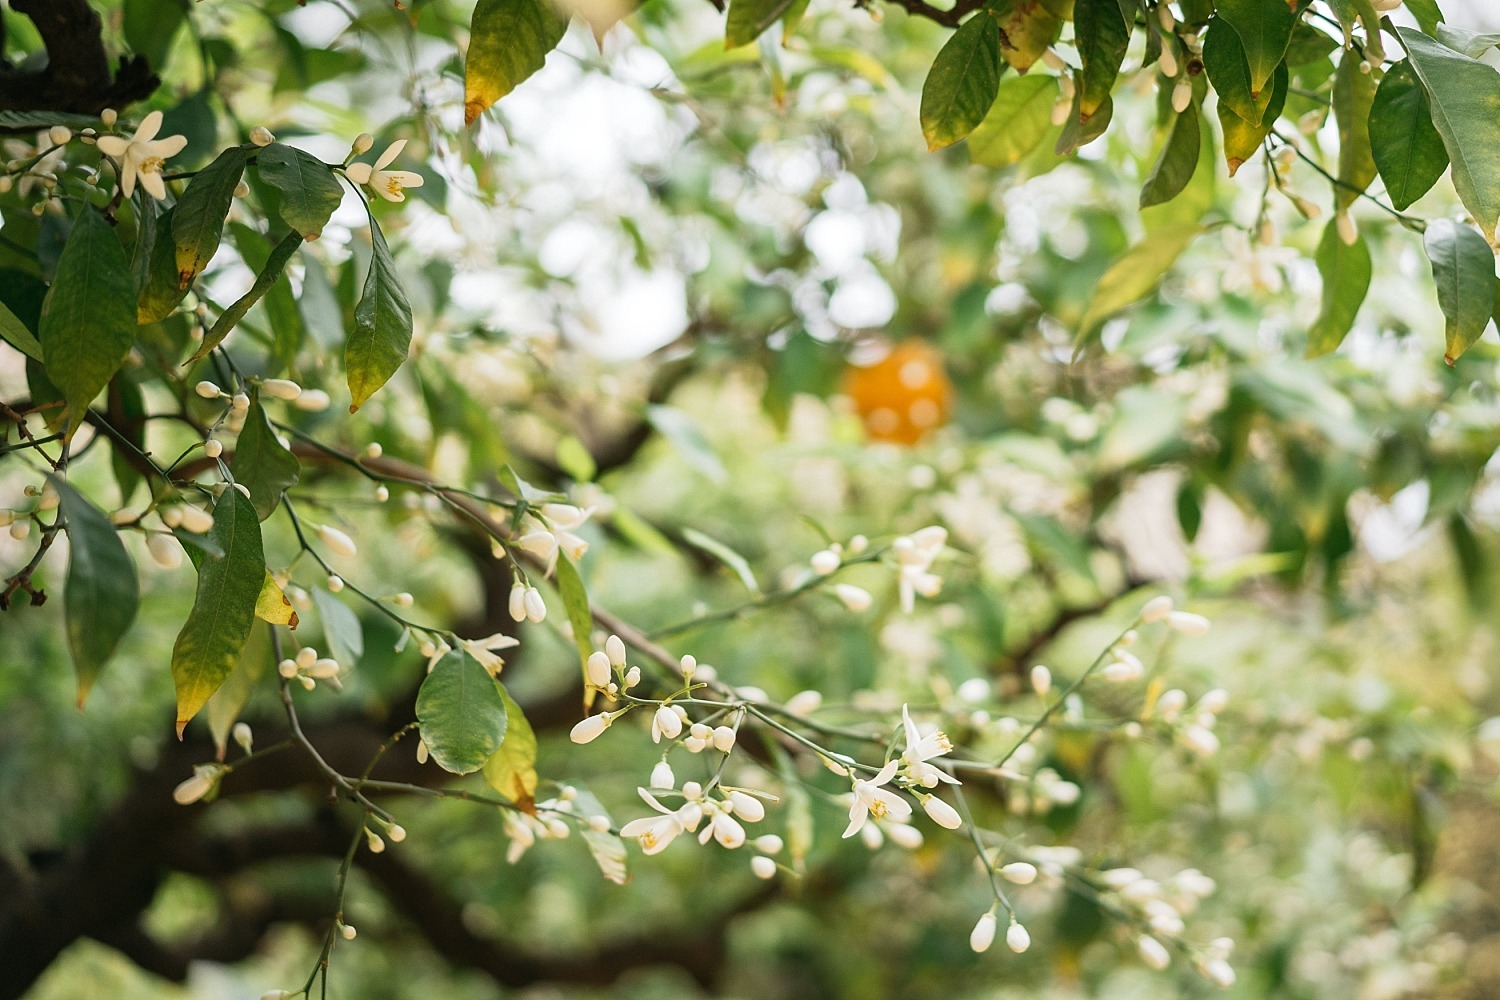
[785,689,823,716]
[586,651,612,688]
[101,108,118,127]
[364,828,385,853]
[416,739,429,764]
[810,548,840,575]
[340,923,357,940]
[231,392,250,412]
[508,581,527,622]
[679,653,696,679]
[1179,724,1220,756]
[1006,921,1031,954]
[250,125,276,146]
[712,726,737,753]
[1198,688,1229,714]
[570,712,613,744]
[1030,665,1052,697]
[374,485,389,503]
[177,505,215,534]
[1172,78,1192,112]
[294,389,331,411]
[1140,595,1174,622]
[922,795,962,829]
[234,179,250,198]
[833,583,872,611]
[1159,44,1178,78]
[204,438,223,458]
[1166,610,1211,635]
[1138,934,1171,969]
[173,765,221,805]
[352,132,375,154]
[49,125,73,146]
[523,586,546,622]
[1202,958,1235,988]
[232,722,254,753]
[751,855,777,879]
[327,574,344,593]
[653,705,683,742]
[650,760,675,789]
[754,834,784,854]
[261,378,302,401]
[886,821,924,849]
[146,532,183,569]
[970,911,997,953]
[624,666,640,689]
[605,634,627,667]
[727,790,764,821]
[1001,862,1038,885]
[317,524,357,557]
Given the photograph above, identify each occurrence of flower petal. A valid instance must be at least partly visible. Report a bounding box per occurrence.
[842,799,869,838]
[95,136,129,157]
[118,159,138,198]
[345,162,372,184]
[374,138,407,171]
[140,169,167,201]
[383,170,423,189]
[134,110,163,145]
[151,134,189,159]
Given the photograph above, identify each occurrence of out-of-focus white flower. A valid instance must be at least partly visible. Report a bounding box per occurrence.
[250,125,276,146]
[1179,724,1220,757]
[699,806,746,849]
[810,548,841,575]
[833,583,873,611]
[1201,958,1235,988]
[843,760,911,838]
[1140,595,1174,622]
[316,523,357,557]
[173,764,223,805]
[970,911,997,953]
[900,705,958,787]
[1030,665,1052,697]
[462,632,521,674]
[885,819,925,849]
[1001,862,1037,885]
[1139,935,1171,969]
[146,532,183,569]
[1166,610,1211,635]
[515,504,592,575]
[891,525,947,612]
[345,139,424,202]
[785,690,823,716]
[95,111,188,200]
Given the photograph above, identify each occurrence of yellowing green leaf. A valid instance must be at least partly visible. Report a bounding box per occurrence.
[993,0,1063,72]
[1076,224,1199,336]
[1306,218,1372,358]
[920,12,1004,151]
[969,74,1059,167]
[463,0,569,125]
[726,0,797,48]
[255,571,300,628]
[173,146,251,288]
[1074,0,1130,121]
[1215,0,1294,97]
[1425,218,1497,363]
[483,687,539,808]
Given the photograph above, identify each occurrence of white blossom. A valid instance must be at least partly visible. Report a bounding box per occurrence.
[462,632,521,674]
[515,504,591,574]
[96,111,188,200]
[649,760,675,789]
[172,764,222,805]
[345,139,425,202]
[1140,595,1174,622]
[1166,610,1211,635]
[586,651,612,688]
[833,583,873,611]
[651,704,683,743]
[751,855,777,879]
[900,705,958,787]
[843,760,912,838]
[1138,935,1171,970]
[892,526,947,612]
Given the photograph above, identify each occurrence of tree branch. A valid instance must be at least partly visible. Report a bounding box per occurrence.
[0,0,158,119]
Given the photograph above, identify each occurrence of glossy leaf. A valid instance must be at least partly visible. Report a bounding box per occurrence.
[463,0,569,125]
[1075,224,1198,336]
[554,553,597,705]
[39,209,136,434]
[993,0,1063,72]
[0,297,42,361]
[1203,19,1274,126]
[1435,25,1500,59]
[1218,60,1287,175]
[1425,218,1497,364]
[1404,0,1443,36]
[1074,0,1130,121]
[1215,0,1294,97]
[231,395,300,520]
[969,74,1060,167]
[254,142,345,239]
[346,209,413,412]
[1332,47,1377,211]
[726,0,797,48]
[482,686,539,808]
[1306,219,1372,358]
[1140,107,1200,209]
[190,231,303,362]
[171,490,265,737]
[416,650,509,774]
[138,206,191,323]
[55,477,139,706]
[173,146,251,287]
[1055,90,1113,156]
[1369,61,1449,211]
[919,12,1004,151]
[1398,26,1500,241]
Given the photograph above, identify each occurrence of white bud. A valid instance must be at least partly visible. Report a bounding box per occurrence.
[261,378,302,401]
[1140,595,1174,622]
[293,389,331,411]
[1171,78,1193,113]
[1159,44,1178,78]
[1030,665,1052,697]
[586,651,613,688]
[1001,862,1038,885]
[203,438,223,459]
[754,834,784,854]
[352,132,375,154]
[712,726,737,753]
[1157,2,1176,31]
[810,548,840,575]
[1202,958,1235,988]
[570,712,613,744]
[970,911,997,953]
[327,575,344,593]
[1139,934,1171,970]
[833,583,872,611]
[653,705,683,742]
[605,634,627,667]
[1197,688,1229,714]
[101,108,118,126]
[886,821,924,849]
[298,675,316,690]
[1180,724,1220,757]
[233,179,250,198]
[250,125,276,146]
[365,828,385,853]
[362,442,383,460]
[1006,921,1031,953]
[922,795,962,829]
[277,659,298,678]
[340,923,357,940]
[649,760,675,789]
[374,485,389,502]
[317,524,357,557]
[1101,658,1144,683]
[307,658,340,679]
[751,855,777,879]
[387,823,406,843]
[727,790,764,821]
[146,532,183,569]
[295,646,318,668]
[679,653,696,679]
[847,534,869,554]
[785,689,823,716]
[177,505,215,534]
[172,767,218,805]
[390,592,414,607]
[624,666,640,688]
[232,722,253,753]
[508,582,527,622]
[416,739,429,764]
[1166,610,1211,635]
[49,125,73,146]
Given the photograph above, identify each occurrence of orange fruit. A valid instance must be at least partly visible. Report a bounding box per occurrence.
[841,340,953,445]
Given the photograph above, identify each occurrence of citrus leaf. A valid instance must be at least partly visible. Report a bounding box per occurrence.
[726,0,797,48]
[205,621,268,760]
[346,208,413,412]
[254,143,344,240]
[54,477,139,706]
[0,297,42,361]
[1217,59,1287,175]
[1202,18,1274,126]
[1425,218,1496,364]
[644,404,726,482]
[463,0,569,125]
[1398,26,1500,241]
[483,686,539,808]
[39,208,136,434]
[171,490,264,737]
[1215,0,1295,97]
[1055,89,1112,156]
[173,146,251,287]
[1369,60,1449,211]
[993,0,1063,73]
[554,552,596,705]
[1306,218,1372,358]
[137,205,191,323]
[572,789,628,884]
[1074,0,1130,121]
[254,572,299,628]
[1332,47,1377,211]
[416,650,509,774]
[1140,106,1201,209]
[1076,224,1199,337]
[969,74,1059,167]
[231,394,300,520]
[189,230,303,362]
[919,12,1004,151]
[313,587,364,668]
[681,526,761,595]
[1435,24,1500,60]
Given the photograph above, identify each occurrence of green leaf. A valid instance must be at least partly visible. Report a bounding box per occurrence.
[107,376,147,505]
[254,143,345,240]
[39,209,136,434]
[993,0,1063,72]
[1332,47,1377,211]
[1140,107,1201,209]
[1369,60,1449,211]
[416,650,509,774]
[1284,22,1340,66]
[171,490,265,737]
[1435,25,1500,60]
[482,686,539,807]
[0,297,43,361]
[138,206,191,323]
[190,230,303,362]
[1215,0,1295,97]
[1055,90,1113,156]
[555,435,597,482]
[1074,0,1130,121]
[1425,218,1497,363]
[1076,224,1199,337]
[173,147,251,287]
[346,209,413,412]
[1406,0,1444,36]
[1217,59,1288,175]
[681,526,761,595]
[969,74,1060,167]
[919,12,1004,151]
[463,0,569,125]
[313,587,364,669]
[554,552,596,703]
[644,404,727,482]
[1398,26,1500,241]
[54,477,139,706]
[1306,219,1372,358]
[1202,19,1274,126]
[229,394,300,520]
[123,0,189,70]
[205,621,268,759]
[726,0,797,48]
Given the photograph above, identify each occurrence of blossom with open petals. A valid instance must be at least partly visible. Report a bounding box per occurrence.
[900,705,958,787]
[515,504,592,575]
[619,788,702,854]
[462,632,521,675]
[892,525,946,612]
[843,760,912,838]
[96,111,188,200]
[345,139,424,203]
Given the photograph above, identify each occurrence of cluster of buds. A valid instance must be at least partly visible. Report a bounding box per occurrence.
[1094,864,1222,973]
[515,503,591,574]
[278,645,341,691]
[891,526,946,613]
[842,705,964,839]
[969,909,1032,954]
[582,634,640,700]
[507,580,547,623]
[617,781,770,855]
